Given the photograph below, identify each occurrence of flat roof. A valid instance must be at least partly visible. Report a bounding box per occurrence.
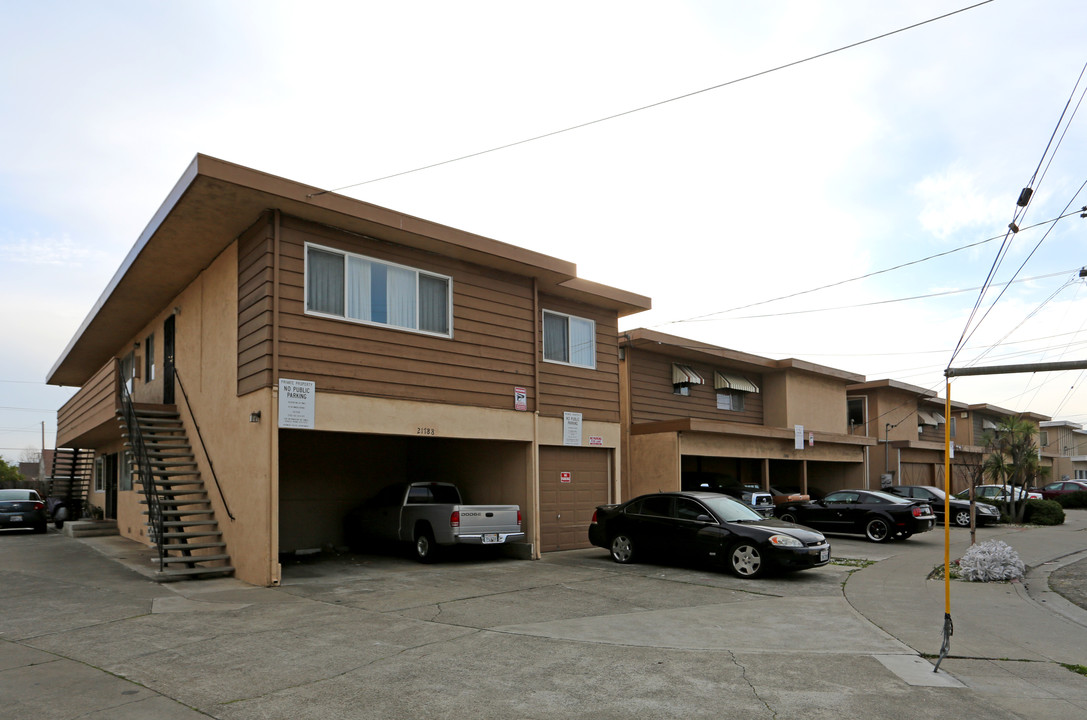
[48,154,652,386]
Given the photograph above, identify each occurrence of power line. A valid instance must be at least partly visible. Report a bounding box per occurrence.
[675,269,1077,321]
[309,1,995,197]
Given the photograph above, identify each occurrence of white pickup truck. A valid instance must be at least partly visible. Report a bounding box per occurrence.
[348,481,525,562]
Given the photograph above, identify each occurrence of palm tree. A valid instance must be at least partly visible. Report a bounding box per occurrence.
[981,416,1047,523]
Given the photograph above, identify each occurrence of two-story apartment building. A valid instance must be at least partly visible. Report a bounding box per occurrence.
[48,155,650,585]
[847,380,1054,494]
[1039,420,1087,482]
[618,329,874,498]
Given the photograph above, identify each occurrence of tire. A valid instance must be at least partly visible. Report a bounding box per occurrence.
[865,517,891,543]
[727,542,766,578]
[610,534,636,564]
[954,509,971,528]
[414,527,438,563]
[779,511,799,524]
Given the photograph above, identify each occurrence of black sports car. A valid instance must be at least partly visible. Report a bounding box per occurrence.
[885,484,1000,527]
[588,491,830,578]
[776,489,936,542]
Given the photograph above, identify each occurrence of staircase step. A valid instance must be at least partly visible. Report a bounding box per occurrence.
[161,542,227,552]
[161,520,219,528]
[161,530,223,539]
[154,566,235,582]
[160,554,232,565]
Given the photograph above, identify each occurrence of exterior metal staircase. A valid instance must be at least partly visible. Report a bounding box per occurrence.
[118,402,234,581]
[47,448,93,528]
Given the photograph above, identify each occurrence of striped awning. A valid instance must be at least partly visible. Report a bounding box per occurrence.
[983,418,998,430]
[917,410,938,426]
[672,364,705,385]
[714,371,759,394]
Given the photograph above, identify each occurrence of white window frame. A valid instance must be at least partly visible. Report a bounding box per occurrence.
[303,242,453,338]
[542,309,596,369]
[94,456,104,493]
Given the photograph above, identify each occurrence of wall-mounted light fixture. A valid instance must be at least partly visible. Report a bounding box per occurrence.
[173,306,181,316]
[249,411,262,423]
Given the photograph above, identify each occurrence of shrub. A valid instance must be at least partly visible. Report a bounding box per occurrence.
[1024,499,1064,525]
[1056,491,1087,509]
[958,539,1024,581]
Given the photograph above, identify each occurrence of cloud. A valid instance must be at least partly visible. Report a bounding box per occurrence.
[0,235,91,266]
[913,165,1007,240]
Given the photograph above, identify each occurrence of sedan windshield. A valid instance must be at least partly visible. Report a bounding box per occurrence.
[700,494,764,522]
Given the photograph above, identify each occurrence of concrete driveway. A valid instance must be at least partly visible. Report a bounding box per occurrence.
[2,517,1086,719]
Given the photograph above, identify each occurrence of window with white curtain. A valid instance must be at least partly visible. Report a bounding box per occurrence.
[305,243,451,337]
[542,310,595,368]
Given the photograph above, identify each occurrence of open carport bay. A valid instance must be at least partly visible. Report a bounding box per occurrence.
[277,430,530,554]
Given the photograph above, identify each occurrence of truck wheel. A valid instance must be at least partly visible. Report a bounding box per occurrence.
[414,528,438,563]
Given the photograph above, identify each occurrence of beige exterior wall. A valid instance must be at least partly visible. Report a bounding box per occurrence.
[763,370,849,433]
[628,432,680,498]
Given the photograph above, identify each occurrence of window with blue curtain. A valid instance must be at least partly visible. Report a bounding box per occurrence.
[305,243,451,337]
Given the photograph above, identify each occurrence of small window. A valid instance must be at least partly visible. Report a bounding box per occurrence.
[542,310,595,368]
[94,456,104,493]
[119,451,133,491]
[717,392,745,411]
[145,333,155,382]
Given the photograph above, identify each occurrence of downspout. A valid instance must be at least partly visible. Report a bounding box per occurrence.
[270,210,282,585]
[531,277,541,559]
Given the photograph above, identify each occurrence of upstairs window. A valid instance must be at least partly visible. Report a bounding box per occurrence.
[305,243,452,337]
[714,371,757,412]
[543,310,596,368]
[672,364,704,396]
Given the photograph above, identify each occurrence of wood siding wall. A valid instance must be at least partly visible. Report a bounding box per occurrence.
[238,215,276,395]
[628,349,763,425]
[57,360,118,446]
[537,294,621,423]
[262,216,538,411]
[235,214,625,423]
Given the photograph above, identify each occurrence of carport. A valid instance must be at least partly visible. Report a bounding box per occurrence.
[278,430,531,554]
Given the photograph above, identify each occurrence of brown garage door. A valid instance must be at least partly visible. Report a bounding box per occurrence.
[539,446,611,552]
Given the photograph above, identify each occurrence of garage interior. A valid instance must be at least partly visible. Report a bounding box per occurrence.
[278,430,530,554]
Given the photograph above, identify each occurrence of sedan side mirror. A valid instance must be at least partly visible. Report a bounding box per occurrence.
[696,514,714,523]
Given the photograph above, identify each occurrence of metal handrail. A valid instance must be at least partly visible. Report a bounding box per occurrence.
[173,369,234,521]
[117,364,165,570]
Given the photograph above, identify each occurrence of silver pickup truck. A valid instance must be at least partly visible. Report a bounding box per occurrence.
[349,481,524,562]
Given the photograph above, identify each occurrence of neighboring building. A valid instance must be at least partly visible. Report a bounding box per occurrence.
[1040,420,1087,481]
[618,329,874,498]
[48,155,651,585]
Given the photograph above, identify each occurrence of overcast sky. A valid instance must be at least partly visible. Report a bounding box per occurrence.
[2,1,1085,463]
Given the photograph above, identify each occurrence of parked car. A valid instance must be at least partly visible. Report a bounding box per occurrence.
[775,489,936,543]
[588,491,830,579]
[0,489,48,533]
[1040,480,1087,500]
[955,484,1042,504]
[344,481,524,562]
[885,484,1000,527]
[681,472,774,516]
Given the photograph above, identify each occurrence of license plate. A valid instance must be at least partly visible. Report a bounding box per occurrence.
[10,515,21,522]
[482,533,499,544]
[819,548,829,562]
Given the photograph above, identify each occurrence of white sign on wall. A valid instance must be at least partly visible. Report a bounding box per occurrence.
[278,378,316,429]
[563,412,583,446]
[794,425,804,450]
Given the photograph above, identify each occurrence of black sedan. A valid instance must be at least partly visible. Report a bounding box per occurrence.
[0,489,48,533]
[885,484,1000,527]
[776,489,936,543]
[588,491,830,578]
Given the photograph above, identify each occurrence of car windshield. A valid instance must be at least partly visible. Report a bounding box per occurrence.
[699,494,764,522]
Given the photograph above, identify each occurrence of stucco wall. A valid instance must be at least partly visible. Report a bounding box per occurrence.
[628,433,679,498]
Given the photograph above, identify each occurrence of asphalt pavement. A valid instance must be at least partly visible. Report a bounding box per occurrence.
[1,512,1086,719]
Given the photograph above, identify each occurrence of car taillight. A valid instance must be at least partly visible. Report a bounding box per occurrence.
[33,502,45,510]
[591,510,597,524]
[517,510,522,527]
[450,510,460,527]
[912,506,924,517]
